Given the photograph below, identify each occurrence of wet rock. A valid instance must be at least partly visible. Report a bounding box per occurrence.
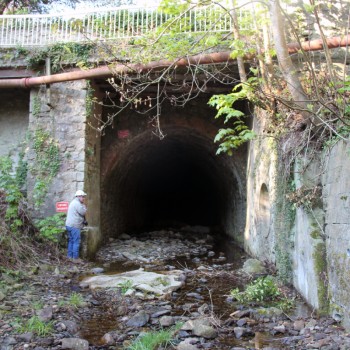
[126,310,150,327]
[61,338,89,350]
[255,307,283,318]
[36,306,53,322]
[192,324,217,339]
[198,303,210,315]
[101,332,115,345]
[186,292,203,300]
[230,309,252,319]
[233,327,245,339]
[116,305,128,316]
[91,268,104,274]
[119,233,131,240]
[236,318,247,327]
[36,337,54,346]
[159,316,175,327]
[177,340,199,350]
[122,252,150,262]
[306,319,318,328]
[16,332,33,342]
[2,336,17,345]
[177,337,199,350]
[293,319,305,331]
[314,333,327,341]
[273,325,286,333]
[60,320,80,335]
[242,259,266,275]
[151,309,171,318]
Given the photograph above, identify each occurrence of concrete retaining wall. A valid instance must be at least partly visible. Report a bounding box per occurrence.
[0,89,29,164]
[323,140,350,326]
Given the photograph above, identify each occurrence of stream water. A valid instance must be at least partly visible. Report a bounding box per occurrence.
[76,229,312,349]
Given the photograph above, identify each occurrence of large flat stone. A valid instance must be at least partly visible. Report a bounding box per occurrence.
[80,268,184,295]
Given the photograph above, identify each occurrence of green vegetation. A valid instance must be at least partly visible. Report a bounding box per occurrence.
[125,323,182,350]
[31,127,61,209]
[17,316,53,337]
[208,78,257,155]
[312,242,329,315]
[230,276,280,303]
[0,156,25,233]
[27,42,95,73]
[118,279,134,294]
[68,292,85,308]
[31,301,44,310]
[230,276,295,312]
[35,213,66,243]
[0,154,62,269]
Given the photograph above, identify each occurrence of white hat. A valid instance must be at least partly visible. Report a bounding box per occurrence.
[75,190,87,197]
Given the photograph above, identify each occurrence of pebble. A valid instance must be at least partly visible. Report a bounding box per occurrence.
[1,228,349,350]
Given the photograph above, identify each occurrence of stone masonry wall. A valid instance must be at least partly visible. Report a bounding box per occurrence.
[28,81,88,217]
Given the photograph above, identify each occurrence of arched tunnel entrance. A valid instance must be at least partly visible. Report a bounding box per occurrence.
[99,95,248,243]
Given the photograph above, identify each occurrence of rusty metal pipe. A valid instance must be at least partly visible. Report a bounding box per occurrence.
[0,35,348,89]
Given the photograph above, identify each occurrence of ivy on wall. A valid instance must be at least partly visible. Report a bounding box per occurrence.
[30,93,61,209]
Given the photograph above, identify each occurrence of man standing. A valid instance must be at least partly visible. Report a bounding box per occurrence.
[65,190,87,262]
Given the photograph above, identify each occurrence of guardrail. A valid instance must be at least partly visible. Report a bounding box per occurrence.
[0,5,250,47]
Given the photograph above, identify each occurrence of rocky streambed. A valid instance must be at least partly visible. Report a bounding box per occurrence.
[1,226,350,350]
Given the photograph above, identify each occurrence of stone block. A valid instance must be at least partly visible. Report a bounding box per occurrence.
[76,161,85,172]
[76,172,85,182]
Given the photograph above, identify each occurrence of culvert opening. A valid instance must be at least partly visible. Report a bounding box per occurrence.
[102,127,247,241]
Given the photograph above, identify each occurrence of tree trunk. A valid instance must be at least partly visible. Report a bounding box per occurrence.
[231,0,247,83]
[268,0,310,124]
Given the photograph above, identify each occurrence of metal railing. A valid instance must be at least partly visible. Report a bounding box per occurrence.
[0,5,250,47]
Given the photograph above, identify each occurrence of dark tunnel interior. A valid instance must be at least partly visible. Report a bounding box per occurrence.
[102,127,247,239]
[131,139,222,227]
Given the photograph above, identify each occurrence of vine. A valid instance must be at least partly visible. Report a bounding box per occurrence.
[26,42,95,73]
[30,128,60,209]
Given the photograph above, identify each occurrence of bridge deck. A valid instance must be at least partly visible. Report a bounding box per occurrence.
[0,5,250,47]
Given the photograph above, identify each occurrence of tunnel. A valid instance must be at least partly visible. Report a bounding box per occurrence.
[99,94,248,243]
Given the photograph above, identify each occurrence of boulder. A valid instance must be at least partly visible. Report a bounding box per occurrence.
[80,269,183,296]
[61,338,89,350]
[242,259,266,275]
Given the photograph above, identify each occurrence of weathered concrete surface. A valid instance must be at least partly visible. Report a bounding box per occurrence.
[244,111,327,316]
[292,157,327,312]
[322,140,350,327]
[0,89,29,164]
[244,114,277,261]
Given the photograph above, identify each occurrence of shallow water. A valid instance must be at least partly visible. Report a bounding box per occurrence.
[78,232,311,349]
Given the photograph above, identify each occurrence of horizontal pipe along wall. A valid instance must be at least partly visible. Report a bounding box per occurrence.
[99,94,248,243]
